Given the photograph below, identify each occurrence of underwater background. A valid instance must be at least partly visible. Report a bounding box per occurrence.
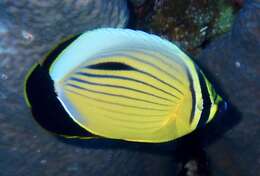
[0,0,259,176]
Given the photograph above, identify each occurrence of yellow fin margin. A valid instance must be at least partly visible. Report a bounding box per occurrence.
[23,63,39,108]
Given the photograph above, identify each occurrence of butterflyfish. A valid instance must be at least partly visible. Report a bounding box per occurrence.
[24,28,227,143]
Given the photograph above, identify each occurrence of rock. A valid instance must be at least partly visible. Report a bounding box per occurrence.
[1,0,128,32]
[0,0,128,93]
[131,0,237,54]
[197,1,260,175]
[129,0,146,6]
[0,0,259,176]
[232,0,245,7]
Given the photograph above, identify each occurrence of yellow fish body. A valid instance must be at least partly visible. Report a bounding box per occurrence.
[24,28,227,143]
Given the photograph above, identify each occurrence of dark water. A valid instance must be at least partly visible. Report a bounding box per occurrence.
[0,1,259,176]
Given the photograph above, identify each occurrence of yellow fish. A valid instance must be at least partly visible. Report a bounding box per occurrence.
[24,28,227,143]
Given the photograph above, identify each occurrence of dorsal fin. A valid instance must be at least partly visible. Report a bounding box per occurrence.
[49,28,188,83]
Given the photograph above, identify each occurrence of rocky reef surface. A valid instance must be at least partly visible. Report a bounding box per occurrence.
[0,0,128,101]
[197,1,260,175]
[131,0,238,54]
[0,0,259,176]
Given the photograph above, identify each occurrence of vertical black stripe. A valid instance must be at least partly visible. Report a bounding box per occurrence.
[187,67,196,124]
[196,67,211,128]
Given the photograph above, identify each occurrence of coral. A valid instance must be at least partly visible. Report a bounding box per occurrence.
[132,0,237,54]
[209,0,235,38]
